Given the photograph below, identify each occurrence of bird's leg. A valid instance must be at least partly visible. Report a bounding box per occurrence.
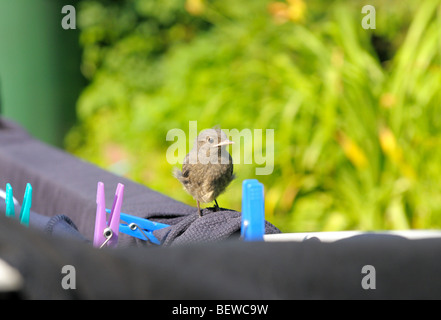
[197,200,202,217]
[214,199,220,212]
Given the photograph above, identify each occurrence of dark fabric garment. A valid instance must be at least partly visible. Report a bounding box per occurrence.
[2,214,441,299]
[152,208,280,246]
[0,200,87,242]
[0,117,280,247]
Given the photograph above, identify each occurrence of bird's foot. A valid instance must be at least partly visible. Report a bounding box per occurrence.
[197,201,202,217]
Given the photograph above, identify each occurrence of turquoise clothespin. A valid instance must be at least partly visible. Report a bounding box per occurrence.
[5,183,32,227]
[5,183,15,218]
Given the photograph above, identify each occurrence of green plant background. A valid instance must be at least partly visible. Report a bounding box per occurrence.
[66,0,441,232]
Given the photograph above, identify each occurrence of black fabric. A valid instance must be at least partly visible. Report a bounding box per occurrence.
[1,214,441,299]
[0,194,87,242]
[153,209,280,246]
[0,205,86,242]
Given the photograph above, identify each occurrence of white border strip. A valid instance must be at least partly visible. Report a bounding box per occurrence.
[263,230,441,242]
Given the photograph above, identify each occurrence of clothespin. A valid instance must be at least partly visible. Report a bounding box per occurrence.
[93,182,124,249]
[112,211,169,245]
[241,179,265,241]
[4,183,32,227]
[5,184,15,218]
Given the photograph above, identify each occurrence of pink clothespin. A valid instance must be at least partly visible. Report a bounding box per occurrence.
[93,182,124,248]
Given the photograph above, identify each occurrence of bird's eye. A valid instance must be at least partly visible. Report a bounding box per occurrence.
[207,137,214,143]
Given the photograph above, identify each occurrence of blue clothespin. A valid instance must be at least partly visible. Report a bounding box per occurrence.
[93,182,124,248]
[241,179,265,241]
[106,210,169,245]
[4,183,32,227]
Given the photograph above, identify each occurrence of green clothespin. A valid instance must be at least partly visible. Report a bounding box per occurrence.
[4,183,32,227]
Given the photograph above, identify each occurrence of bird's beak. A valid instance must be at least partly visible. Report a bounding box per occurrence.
[214,139,234,147]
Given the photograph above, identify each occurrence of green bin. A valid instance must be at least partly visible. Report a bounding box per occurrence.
[0,0,83,146]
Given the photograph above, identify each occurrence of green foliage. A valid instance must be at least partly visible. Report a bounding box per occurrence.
[66,0,441,232]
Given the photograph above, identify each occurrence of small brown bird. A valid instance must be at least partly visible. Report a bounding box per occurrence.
[174,128,234,216]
